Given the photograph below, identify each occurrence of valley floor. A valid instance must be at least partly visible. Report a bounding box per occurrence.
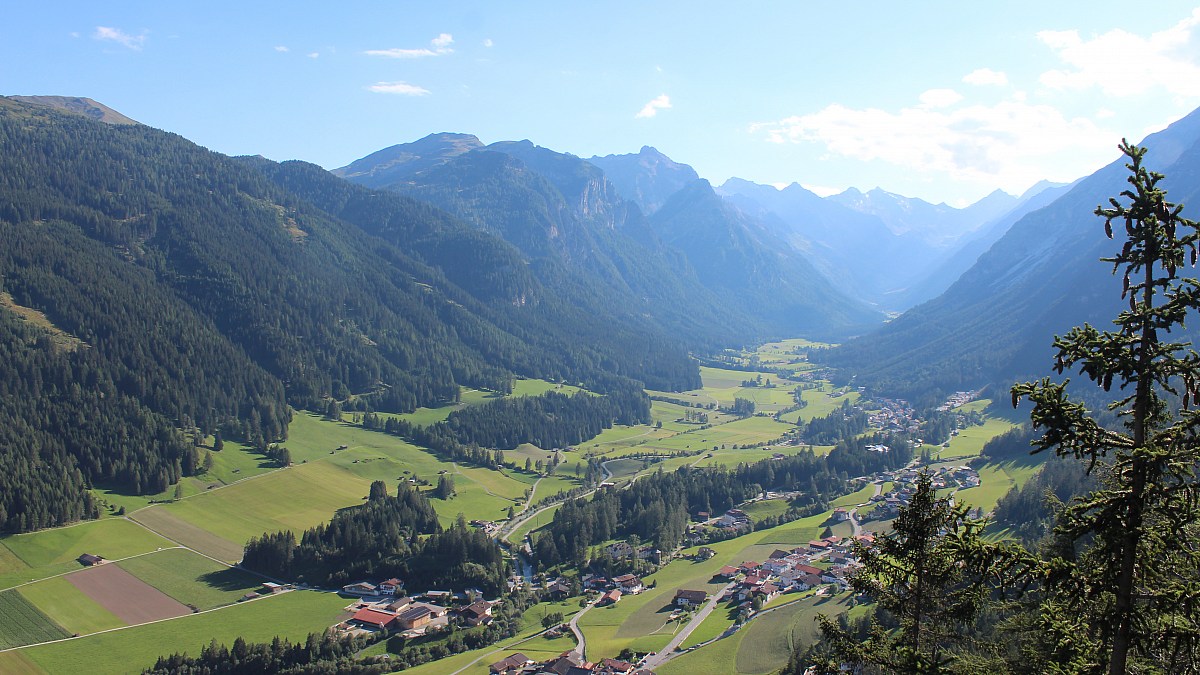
[0,341,1029,674]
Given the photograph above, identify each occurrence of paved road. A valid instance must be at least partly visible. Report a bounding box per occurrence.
[567,598,594,660]
[642,581,736,670]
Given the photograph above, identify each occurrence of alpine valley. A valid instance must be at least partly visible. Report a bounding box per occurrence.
[5,93,1200,675]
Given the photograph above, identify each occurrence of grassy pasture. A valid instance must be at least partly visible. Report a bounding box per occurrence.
[17,576,125,636]
[18,590,349,674]
[0,589,70,649]
[117,549,262,611]
[0,519,174,590]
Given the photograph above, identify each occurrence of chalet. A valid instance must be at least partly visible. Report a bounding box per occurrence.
[674,589,708,608]
[833,507,850,522]
[795,564,823,576]
[350,607,398,632]
[739,560,762,573]
[398,605,434,630]
[458,600,494,627]
[341,582,378,596]
[599,589,622,605]
[261,582,285,594]
[378,578,403,595]
[696,546,717,560]
[613,574,643,594]
[423,590,453,603]
[545,652,586,675]
[807,540,830,552]
[489,652,532,674]
[77,553,105,566]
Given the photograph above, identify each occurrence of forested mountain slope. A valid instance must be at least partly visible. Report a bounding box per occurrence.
[821,106,1200,401]
[0,98,695,533]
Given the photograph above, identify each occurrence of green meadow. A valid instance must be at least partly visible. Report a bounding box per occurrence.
[0,519,174,590]
[17,576,125,635]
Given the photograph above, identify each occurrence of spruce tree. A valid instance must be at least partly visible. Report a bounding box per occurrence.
[1012,141,1200,673]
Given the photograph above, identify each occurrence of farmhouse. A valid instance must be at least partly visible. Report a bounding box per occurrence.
[674,589,708,608]
[612,574,643,594]
[77,553,105,566]
[349,607,397,632]
[599,589,622,605]
[378,578,403,595]
[397,605,434,630]
[341,581,377,596]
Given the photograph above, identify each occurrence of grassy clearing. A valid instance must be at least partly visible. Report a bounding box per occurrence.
[927,413,1018,462]
[830,483,877,508]
[19,590,349,674]
[508,503,562,543]
[740,499,790,523]
[0,589,70,649]
[17,576,125,636]
[128,510,245,563]
[1,518,173,572]
[117,549,262,611]
[754,512,830,546]
[955,456,1044,513]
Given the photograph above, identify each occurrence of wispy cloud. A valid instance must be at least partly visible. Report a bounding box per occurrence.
[483,38,494,48]
[963,68,1008,86]
[94,26,146,51]
[274,45,289,53]
[367,81,431,96]
[751,97,1113,193]
[366,33,455,58]
[636,94,671,119]
[1038,8,1200,98]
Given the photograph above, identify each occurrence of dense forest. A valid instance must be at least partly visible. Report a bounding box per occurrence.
[144,632,390,675]
[241,481,508,594]
[532,439,912,568]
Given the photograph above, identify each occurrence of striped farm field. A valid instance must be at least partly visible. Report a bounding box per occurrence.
[0,589,70,649]
[17,589,350,675]
[17,576,125,636]
[0,519,174,591]
[117,549,262,611]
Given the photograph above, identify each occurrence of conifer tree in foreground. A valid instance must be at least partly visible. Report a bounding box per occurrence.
[813,473,1025,673]
[1013,141,1200,673]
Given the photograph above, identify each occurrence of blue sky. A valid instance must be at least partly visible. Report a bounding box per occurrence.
[6,2,1200,206]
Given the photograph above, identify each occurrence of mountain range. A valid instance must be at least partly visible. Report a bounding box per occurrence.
[8,88,1200,535]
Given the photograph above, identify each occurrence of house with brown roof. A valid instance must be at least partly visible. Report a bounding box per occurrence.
[77,553,105,566]
[599,589,622,605]
[673,589,708,608]
[458,600,493,627]
[489,652,532,674]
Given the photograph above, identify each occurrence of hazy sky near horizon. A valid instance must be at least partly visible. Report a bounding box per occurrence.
[6,2,1200,206]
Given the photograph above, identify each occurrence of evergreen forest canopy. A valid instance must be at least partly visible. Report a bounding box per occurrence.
[0,97,698,533]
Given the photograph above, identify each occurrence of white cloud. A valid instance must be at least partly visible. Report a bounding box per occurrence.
[918,88,963,109]
[368,81,431,96]
[636,94,672,119]
[308,52,320,59]
[483,38,494,47]
[366,33,455,58]
[963,68,1008,86]
[275,45,289,52]
[751,96,1115,194]
[1038,8,1200,98]
[94,26,145,50]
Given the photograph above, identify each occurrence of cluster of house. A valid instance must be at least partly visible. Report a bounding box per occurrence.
[603,540,665,565]
[937,391,978,412]
[867,398,920,435]
[489,650,653,675]
[335,580,493,638]
[581,572,646,606]
[712,534,875,607]
[869,466,980,518]
[715,508,751,532]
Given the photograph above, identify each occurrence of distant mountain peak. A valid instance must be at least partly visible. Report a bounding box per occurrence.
[332,132,482,187]
[587,146,700,215]
[8,95,138,125]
